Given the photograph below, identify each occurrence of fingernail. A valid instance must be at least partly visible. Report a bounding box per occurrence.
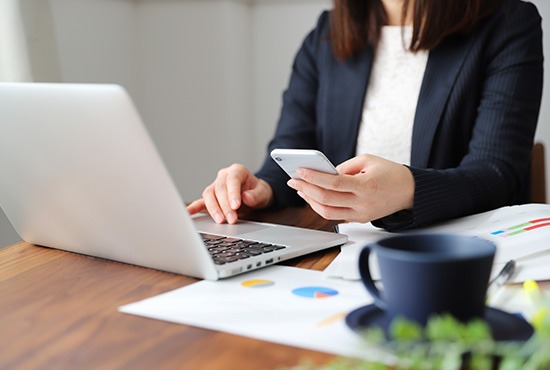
[287,179,296,188]
[230,198,239,209]
[213,213,224,223]
[226,212,237,224]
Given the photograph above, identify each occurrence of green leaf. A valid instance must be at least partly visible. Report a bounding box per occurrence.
[438,347,462,370]
[425,314,461,341]
[361,327,386,345]
[469,352,492,370]
[390,316,423,342]
[498,356,527,370]
[461,319,492,344]
[278,307,550,370]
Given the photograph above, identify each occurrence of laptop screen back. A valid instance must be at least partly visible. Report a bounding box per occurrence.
[0,83,218,279]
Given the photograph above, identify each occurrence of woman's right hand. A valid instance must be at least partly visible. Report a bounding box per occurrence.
[186,164,274,224]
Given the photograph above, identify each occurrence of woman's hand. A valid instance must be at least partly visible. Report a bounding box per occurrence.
[286,154,415,223]
[186,164,274,224]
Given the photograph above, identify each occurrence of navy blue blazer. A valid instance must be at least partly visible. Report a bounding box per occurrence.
[256,0,543,231]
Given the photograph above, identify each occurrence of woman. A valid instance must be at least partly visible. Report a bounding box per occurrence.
[188,0,543,231]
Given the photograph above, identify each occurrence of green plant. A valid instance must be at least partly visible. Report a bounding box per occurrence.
[282,313,550,370]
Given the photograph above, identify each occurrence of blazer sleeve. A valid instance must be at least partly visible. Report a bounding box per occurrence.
[255,12,330,209]
[373,1,544,231]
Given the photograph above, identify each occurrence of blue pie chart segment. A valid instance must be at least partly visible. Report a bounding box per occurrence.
[292,286,339,299]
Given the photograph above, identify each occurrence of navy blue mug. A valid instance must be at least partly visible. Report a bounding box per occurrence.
[359,234,496,325]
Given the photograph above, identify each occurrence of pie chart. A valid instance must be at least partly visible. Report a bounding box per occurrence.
[241,279,275,288]
[292,286,339,299]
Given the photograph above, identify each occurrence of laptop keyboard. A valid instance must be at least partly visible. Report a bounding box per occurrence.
[200,233,287,265]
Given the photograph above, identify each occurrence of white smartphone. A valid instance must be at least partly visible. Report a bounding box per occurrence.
[270,149,338,179]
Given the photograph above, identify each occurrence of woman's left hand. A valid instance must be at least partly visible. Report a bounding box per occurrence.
[286,154,415,223]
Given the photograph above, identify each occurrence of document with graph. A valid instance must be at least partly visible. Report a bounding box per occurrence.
[426,203,550,264]
[330,204,550,282]
[119,266,395,361]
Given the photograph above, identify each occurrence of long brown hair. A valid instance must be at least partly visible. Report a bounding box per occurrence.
[330,0,502,60]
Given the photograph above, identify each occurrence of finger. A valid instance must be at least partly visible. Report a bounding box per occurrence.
[295,169,355,192]
[242,187,264,208]
[288,178,355,208]
[296,190,355,221]
[242,179,272,209]
[335,156,371,175]
[202,185,225,223]
[186,199,206,215]
[226,171,246,210]
[214,179,238,224]
[242,188,259,208]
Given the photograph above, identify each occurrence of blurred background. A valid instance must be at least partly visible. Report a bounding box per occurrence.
[0,0,548,248]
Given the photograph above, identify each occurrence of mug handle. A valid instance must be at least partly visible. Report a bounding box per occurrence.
[359,245,388,310]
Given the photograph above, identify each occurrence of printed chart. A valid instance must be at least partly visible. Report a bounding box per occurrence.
[119,266,373,359]
[241,279,275,288]
[292,286,339,299]
[490,217,550,237]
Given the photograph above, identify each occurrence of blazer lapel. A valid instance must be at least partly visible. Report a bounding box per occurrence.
[411,35,474,167]
[323,48,373,163]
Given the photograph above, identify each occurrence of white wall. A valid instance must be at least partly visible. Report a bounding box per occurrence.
[251,1,331,168]
[134,0,254,200]
[0,0,33,81]
[50,0,137,93]
[133,0,330,197]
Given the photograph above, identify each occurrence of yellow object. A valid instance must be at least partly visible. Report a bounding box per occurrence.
[523,279,549,331]
[240,279,275,288]
[524,280,541,297]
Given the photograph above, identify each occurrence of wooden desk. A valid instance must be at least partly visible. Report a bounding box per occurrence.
[0,207,340,370]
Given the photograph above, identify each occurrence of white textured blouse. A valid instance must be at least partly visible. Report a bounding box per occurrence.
[355,26,429,165]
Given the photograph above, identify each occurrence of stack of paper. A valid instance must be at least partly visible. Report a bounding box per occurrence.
[326,204,550,283]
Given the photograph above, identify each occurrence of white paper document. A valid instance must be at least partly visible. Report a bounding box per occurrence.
[327,204,550,282]
[119,266,391,360]
[325,223,388,281]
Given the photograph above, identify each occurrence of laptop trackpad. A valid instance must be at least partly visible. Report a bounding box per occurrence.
[193,215,271,237]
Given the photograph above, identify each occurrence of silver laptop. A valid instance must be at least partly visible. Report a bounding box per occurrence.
[0,83,347,280]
